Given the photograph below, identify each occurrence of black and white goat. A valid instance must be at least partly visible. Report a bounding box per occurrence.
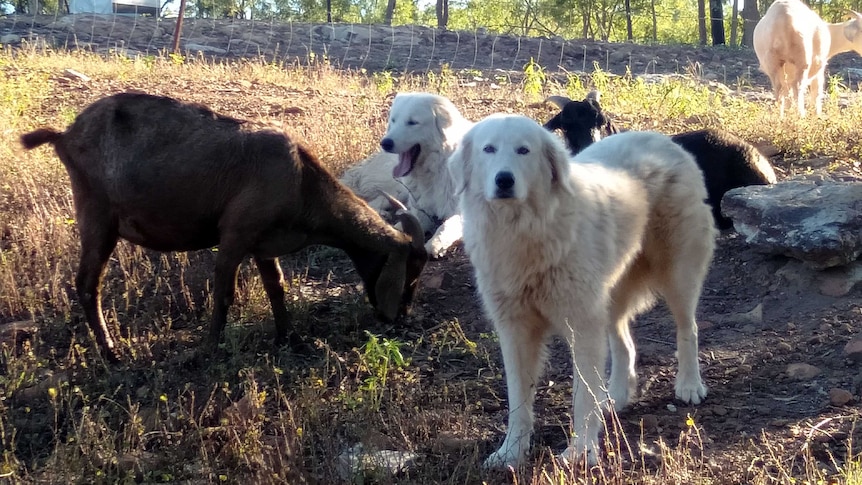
[544,92,778,229]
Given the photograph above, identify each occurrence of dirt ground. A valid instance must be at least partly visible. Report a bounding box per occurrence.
[416,225,862,480]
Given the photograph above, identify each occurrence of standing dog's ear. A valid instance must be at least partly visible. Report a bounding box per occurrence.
[448,131,473,197]
[540,127,573,193]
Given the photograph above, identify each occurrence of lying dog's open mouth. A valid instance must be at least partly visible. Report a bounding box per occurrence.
[393,144,421,178]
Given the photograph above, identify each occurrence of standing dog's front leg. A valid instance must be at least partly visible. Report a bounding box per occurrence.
[558,314,611,466]
[484,311,549,469]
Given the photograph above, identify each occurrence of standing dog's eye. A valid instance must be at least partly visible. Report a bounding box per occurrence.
[407,120,418,126]
[483,145,496,153]
[517,146,530,155]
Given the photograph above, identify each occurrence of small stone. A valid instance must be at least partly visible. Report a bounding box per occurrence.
[335,444,420,481]
[432,432,477,453]
[777,341,793,352]
[711,405,728,416]
[0,320,38,344]
[185,43,228,55]
[0,34,21,44]
[640,414,659,430]
[829,388,854,406]
[63,68,91,82]
[424,273,444,289]
[786,363,821,380]
[820,276,857,297]
[844,339,862,362]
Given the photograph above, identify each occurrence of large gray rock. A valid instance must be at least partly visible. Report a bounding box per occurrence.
[722,179,862,269]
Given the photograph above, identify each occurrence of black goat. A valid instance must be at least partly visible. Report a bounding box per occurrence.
[544,92,777,229]
[21,92,428,361]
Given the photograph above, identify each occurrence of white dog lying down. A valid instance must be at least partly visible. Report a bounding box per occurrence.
[339,92,472,258]
[449,115,716,467]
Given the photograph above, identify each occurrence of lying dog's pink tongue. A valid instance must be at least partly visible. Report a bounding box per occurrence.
[393,144,421,178]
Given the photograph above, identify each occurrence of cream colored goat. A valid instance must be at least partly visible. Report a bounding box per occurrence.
[754,0,862,117]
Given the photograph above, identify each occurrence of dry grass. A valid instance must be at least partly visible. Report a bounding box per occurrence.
[1,43,862,484]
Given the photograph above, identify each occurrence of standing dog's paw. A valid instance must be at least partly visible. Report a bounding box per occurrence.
[675,377,708,405]
[557,444,599,467]
[483,447,522,469]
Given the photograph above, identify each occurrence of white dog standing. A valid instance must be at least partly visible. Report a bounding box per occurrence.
[340,92,472,258]
[448,115,716,467]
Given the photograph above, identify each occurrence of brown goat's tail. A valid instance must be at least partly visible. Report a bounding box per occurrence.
[20,129,63,149]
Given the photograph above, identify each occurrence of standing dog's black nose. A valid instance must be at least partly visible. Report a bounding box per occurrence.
[380,138,395,152]
[495,171,515,190]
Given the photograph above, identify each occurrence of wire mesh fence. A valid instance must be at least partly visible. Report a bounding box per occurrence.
[7,12,862,89]
[0,14,761,75]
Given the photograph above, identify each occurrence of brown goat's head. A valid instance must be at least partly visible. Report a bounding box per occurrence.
[348,207,427,323]
[376,211,427,321]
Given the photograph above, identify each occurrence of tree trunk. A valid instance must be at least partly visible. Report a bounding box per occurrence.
[582,12,589,39]
[28,0,38,14]
[741,0,760,47]
[730,0,739,46]
[435,0,448,28]
[171,0,187,53]
[709,0,725,45]
[697,0,707,45]
[624,0,633,41]
[651,0,657,41]
[384,0,396,25]
[326,0,332,22]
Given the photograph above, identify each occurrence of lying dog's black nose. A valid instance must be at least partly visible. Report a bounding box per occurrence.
[495,171,515,190]
[380,138,395,152]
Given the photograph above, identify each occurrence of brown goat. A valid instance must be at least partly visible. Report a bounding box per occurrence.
[21,92,428,362]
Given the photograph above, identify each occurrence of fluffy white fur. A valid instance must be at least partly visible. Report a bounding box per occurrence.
[339,92,472,258]
[449,115,716,467]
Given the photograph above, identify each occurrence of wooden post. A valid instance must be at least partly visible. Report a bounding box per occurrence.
[171,0,187,54]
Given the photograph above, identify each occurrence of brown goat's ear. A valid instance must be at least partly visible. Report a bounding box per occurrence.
[447,133,473,196]
[396,211,428,314]
[374,251,408,322]
[397,212,426,253]
[541,128,573,193]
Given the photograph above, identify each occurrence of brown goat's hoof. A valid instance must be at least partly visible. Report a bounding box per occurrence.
[278,332,306,350]
[101,347,122,364]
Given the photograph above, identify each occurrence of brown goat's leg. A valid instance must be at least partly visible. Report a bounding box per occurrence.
[254,257,291,345]
[75,224,120,362]
[209,249,244,344]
